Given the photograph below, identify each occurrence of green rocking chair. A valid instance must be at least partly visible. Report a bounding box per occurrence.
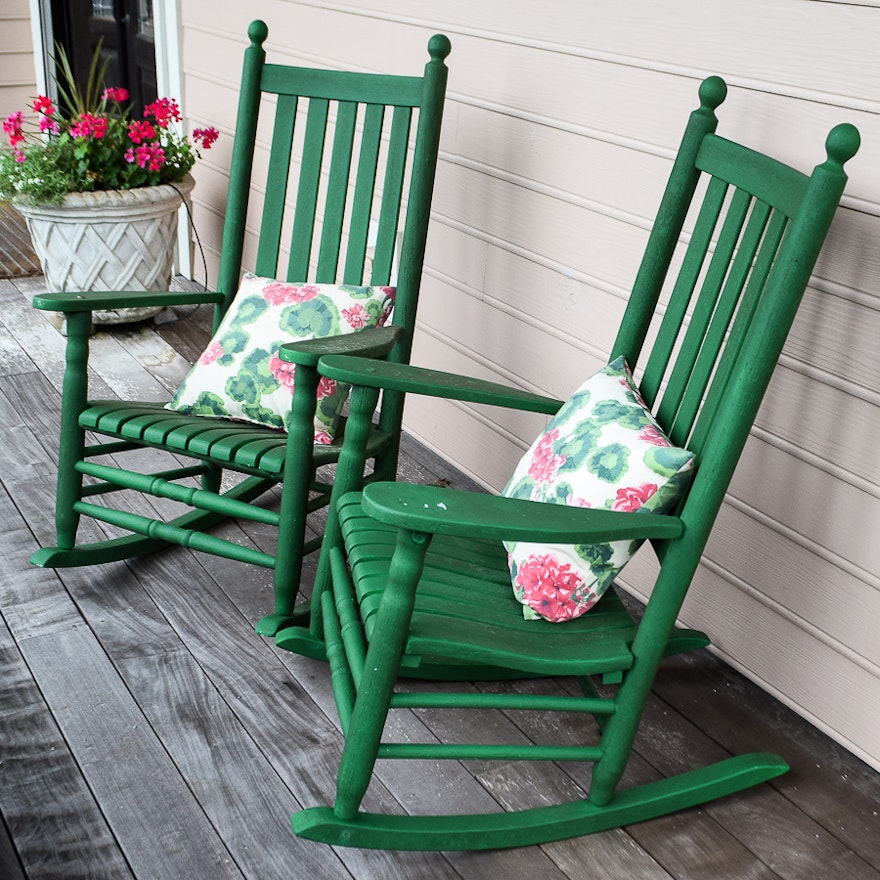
[284,77,859,849]
[29,21,451,638]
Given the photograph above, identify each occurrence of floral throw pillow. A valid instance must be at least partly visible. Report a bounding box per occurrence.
[501,356,695,623]
[166,274,395,443]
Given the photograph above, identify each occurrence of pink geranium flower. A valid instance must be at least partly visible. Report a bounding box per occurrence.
[638,425,669,447]
[317,376,338,399]
[3,111,25,146]
[144,97,182,129]
[527,428,566,484]
[261,282,321,306]
[128,120,157,144]
[102,87,130,103]
[200,341,224,365]
[269,352,297,390]
[70,113,109,139]
[125,143,165,171]
[192,127,219,149]
[341,303,369,328]
[515,553,584,622]
[612,484,658,512]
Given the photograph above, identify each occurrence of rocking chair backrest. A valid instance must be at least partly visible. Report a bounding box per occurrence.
[215,20,451,387]
[612,77,858,575]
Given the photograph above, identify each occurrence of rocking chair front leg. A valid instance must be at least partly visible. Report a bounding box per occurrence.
[54,310,93,550]
[332,528,431,822]
[256,363,321,637]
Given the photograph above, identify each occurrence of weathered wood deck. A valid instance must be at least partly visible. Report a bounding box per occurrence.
[1,274,879,880]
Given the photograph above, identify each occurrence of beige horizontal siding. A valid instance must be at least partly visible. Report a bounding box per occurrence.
[178,0,880,771]
[0,4,36,119]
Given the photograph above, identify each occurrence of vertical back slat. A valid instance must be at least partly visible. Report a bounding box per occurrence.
[655,185,753,430]
[371,106,412,284]
[254,94,298,278]
[686,208,789,455]
[668,198,772,444]
[343,104,385,284]
[316,101,359,282]
[640,175,729,406]
[287,98,330,280]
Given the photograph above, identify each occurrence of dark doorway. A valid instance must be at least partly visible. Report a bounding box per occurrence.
[50,0,158,118]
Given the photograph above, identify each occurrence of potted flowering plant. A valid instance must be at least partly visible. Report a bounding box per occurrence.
[0,46,219,324]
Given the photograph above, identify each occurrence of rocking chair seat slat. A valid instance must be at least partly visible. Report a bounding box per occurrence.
[338,492,637,676]
[78,400,392,476]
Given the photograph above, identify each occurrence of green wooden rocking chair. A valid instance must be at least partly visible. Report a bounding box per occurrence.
[283,77,859,849]
[29,20,451,638]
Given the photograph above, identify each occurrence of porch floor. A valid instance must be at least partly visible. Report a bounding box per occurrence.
[1,274,879,880]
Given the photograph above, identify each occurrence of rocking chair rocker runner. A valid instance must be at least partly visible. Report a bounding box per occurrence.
[29,21,451,638]
[285,77,859,849]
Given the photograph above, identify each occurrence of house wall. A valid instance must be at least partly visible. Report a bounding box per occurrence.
[0,0,37,119]
[179,0,880,771]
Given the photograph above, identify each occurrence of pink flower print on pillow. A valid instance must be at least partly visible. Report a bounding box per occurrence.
[269,352,297,390]
[200,340,224,365]
[314,430,333,446]
[261,282,321,306]
[515,553,585,622]
[316,376,337,399]
[612,484,658,512]
[342,303,370,329]
[638,425,670,447]
[527,428,567,484]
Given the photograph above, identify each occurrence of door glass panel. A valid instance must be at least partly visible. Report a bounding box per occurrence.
[92,1,114,16]
[138,0,155,38]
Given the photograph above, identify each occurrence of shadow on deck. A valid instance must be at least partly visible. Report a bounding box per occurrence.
[0,275,878,880]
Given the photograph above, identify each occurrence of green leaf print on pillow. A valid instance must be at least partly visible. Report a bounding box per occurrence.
[280,298,340,337]
[587,442,629,483]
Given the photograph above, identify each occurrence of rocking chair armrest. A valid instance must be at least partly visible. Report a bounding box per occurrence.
[360,483,685,544]
[32,289,225,312]
[319,355,563,415]
[278,325,402,368]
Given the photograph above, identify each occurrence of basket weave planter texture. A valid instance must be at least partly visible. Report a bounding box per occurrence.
[15,175,193,324]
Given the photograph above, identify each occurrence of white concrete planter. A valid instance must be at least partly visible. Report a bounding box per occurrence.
[15,175,194,325]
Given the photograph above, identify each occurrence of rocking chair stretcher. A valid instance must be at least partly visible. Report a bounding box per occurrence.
[279,76,860,849]
[29,20,451,642]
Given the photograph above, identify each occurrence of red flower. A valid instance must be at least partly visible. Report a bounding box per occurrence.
[144,97,182,128]
[125,142,166,171]
[32,96,55,115]
[128,120,157,144]
[70,113,108,139]
[515,553,584,622]
[39,115,60,135]
[527,428,566,483]
[3,111,24,146]
[102,87,130,103]
[192,127,219,149]
[612,484,658,512]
